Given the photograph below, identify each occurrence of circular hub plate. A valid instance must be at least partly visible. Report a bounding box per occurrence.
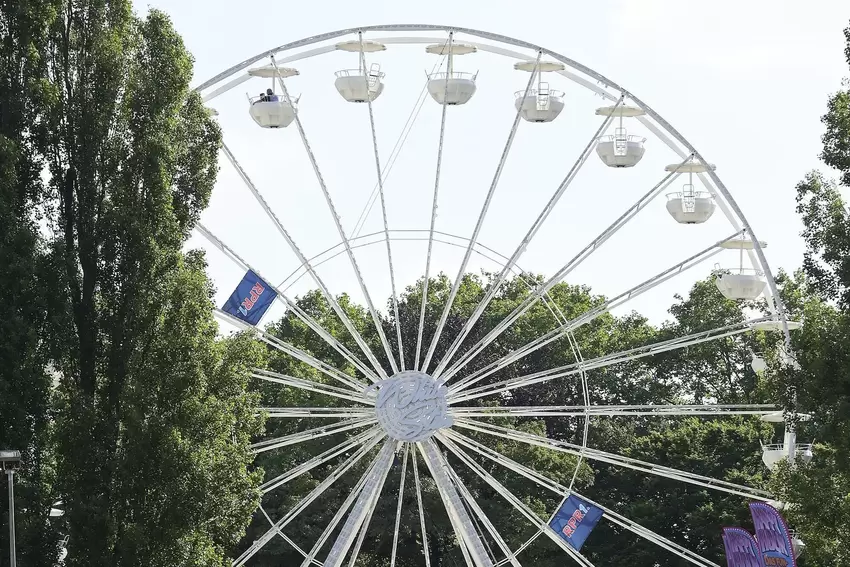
[367,370,453,442]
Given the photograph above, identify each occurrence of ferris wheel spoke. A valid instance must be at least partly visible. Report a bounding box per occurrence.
[416,439,496,567]
[389,443,410,567]
[233,432,385,566]
[270,56,400,376]
[358,32,406,372]
[411,444,433,567]
[252,369,372,406]
[250,417,377,454]
[435,433,595,567]
[414,33,455,372]
[444,457,523,567]
[429,94,624,381]
[261,427,382,494]
[454,418,772,500]
[450,403,779,418]
[261,407,375,419]
[442,429,719,567]
[311,440,397,567]
[449,316,773,404]
[199,223,378,385]
[447,232,745,398]
[213,307,369,393]
[419,51,544,375]
[439,154,694,385]
[565,330,591,491]
[202,151,388,382]
[258,505,322,566]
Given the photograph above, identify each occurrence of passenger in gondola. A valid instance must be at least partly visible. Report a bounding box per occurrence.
[265,88,279,102]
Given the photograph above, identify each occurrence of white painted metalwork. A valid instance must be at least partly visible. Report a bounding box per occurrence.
[368,370,453,441]
[429,95,622,380]
[322,440,396,567]
[356,32,405,372]
[417,440,494,567]
[415,33,455,371]
[411,449,432,567]
[218,144,388,380]
[420,51,543,374]
[270,56,401,376]
[389,444,409,567]
[192,25,802,567]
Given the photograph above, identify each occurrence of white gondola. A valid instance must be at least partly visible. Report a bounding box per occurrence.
[246,65,300,129]
[665,189,716,224]
[595,105,647,167]
[761,443,814,470]
[248,95,296,129]
[426,42,478,105]
[513,60,566,122]
[334,40,387,103]
[714,268,767,300]
[664,161,717,223]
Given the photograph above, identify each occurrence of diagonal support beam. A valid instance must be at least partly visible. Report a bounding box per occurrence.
[322,440,397,567]
[233,432,385,566]
[272,56,399,376]
[251,417,377,454]
[446,230,738,395]
[428,95,624,379]
[450,317,773,404]
[198,215,379,384]
[436,433,594,566]
[454,418,772,500]
[443,429,719,567]
[417,439,494,567]
[419,52,545,374]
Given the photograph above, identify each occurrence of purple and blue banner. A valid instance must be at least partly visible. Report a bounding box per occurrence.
[749,502,797,567]
[222,269,277,326]
[549,494,604,551]
[722,527,765,567]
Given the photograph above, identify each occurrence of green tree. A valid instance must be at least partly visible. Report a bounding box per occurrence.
[0,1,62,565]
[13,2,263,565]
[767,18,850,566]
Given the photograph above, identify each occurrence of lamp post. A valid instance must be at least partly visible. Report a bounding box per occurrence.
[1,450,21,567]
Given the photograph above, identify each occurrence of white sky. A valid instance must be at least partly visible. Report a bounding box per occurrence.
[135,0,850,331]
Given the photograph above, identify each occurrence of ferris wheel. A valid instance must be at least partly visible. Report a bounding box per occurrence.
[193,25,808,567]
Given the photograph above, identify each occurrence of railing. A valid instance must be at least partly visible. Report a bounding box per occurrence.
[761,443,813,452]
[598,134,646,144]
[513,88,564,99]
[665,191,713,200]
[712,266,766,277]
[428,71,478,81]
[335,68,386,79]
[248,94,294,105]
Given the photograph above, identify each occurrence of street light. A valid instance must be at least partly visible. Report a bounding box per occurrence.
[1,450,21,567]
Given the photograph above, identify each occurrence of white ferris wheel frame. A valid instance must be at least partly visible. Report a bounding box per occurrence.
[194,24,799,567]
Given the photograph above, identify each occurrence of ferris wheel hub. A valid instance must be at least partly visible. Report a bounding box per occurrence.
[367,370,453,442]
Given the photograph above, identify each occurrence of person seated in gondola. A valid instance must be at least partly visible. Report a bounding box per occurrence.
[265,88,279,102]
[254,92,266,104]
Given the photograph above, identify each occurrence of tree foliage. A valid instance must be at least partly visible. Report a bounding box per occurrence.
[1,1,263,566]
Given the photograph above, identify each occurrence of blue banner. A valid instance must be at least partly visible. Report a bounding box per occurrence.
[222,270,277,326]
[549,494,603,551]
[749,502,797,567]
[723,527,765,567]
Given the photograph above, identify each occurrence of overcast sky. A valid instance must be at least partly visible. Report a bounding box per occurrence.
[134,0,850,332]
